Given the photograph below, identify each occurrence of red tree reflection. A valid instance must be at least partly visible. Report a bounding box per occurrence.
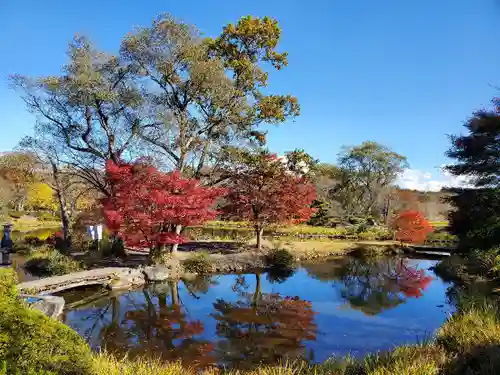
[100,281,215,368]
[212,274,317,369]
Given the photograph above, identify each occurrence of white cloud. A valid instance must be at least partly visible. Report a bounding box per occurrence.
[396,165,474,192]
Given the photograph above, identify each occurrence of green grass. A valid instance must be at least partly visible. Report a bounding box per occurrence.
[429,221,449,228]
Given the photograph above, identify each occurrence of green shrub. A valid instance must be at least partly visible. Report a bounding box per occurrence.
[469,247,500,276]
[265,248,295,269]
[432,255,467,283]
[23,236,45,246]
[0,269,92,374]
[183,252,213,275]
[358,231,377,241]
[25,247,84,276]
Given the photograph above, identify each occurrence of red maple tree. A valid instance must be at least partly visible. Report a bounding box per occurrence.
[393,210,434,245]
[102,160,225,258]
[223,152,316,249]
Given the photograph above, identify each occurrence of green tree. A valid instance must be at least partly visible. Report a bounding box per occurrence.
[333,141,408,220]
[121,14,299,179]
[446,98,500,187]
[11,36,145,197]
[445,98,500,250]
[283,149,318,177]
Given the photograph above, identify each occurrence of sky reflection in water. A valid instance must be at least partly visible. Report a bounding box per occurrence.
[62,256,453,369]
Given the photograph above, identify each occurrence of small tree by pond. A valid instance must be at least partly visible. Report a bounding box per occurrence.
[102,160,224,261]
[393,210,434,245]
[223,151,316,250]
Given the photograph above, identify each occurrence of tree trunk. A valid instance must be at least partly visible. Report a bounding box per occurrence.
[255,226,264,250]
[252,273,262,307]
[149,243,166,265]
[170,225,182,255]
[52,163,72,251]
[158,292,167,314]
[111,296,120,328]
[169,280,179,306]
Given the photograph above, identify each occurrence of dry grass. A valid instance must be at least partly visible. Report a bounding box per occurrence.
[90,354,343,375]
[256,239,400,260]
[437,301,500,353]
[90,348,445,375]
[363,345,446,375]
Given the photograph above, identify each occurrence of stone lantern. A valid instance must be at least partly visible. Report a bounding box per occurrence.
[1,223,13,265]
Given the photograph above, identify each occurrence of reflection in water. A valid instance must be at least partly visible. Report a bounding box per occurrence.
[77,281,215,368]
[304,257,434,315]
[63,256,450,368]
[212,273,317,369]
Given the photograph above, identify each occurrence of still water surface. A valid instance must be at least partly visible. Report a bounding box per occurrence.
[61,256,453,369]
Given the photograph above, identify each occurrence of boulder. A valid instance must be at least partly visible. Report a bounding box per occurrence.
[107,268,145,290]
[142,265,170,282]
[20,294,65,320]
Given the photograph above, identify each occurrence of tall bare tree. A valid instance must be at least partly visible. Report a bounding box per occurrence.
[18,133,75,250]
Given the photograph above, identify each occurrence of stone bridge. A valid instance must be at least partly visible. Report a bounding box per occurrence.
[17,267,147,295]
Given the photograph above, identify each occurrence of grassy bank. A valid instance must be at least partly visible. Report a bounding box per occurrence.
[3,266,500,375]
[434,247,500,285]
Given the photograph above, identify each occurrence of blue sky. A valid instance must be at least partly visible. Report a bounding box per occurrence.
[1,0,499,190]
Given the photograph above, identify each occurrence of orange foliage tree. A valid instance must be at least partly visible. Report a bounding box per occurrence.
[393,210,433,245]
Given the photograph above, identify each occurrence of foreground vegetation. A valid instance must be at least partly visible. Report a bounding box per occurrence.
[2,266,500,375]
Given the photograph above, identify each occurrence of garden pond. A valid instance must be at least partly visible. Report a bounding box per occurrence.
[57,255,454,370]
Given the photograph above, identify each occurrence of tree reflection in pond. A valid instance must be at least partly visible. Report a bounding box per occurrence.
[98,280,215,368]
[304,257,434,315]
[212,273,317,369]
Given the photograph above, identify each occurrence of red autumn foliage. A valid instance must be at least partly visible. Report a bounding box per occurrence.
[101,160,225,250]
[393,210,434,244]
[394,261,433,298]
[223,152,316,248]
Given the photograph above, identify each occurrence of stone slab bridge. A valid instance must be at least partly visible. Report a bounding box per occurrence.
[17,267,147,295]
